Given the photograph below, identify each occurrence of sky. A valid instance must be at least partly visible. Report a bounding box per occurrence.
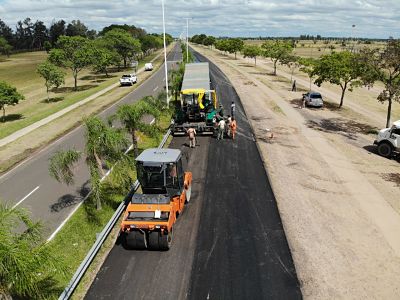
[0,0,398,38]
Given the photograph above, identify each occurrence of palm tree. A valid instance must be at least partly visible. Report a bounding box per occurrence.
[49,116,129,210]
[109,100,161,158]
[0,203,65,299]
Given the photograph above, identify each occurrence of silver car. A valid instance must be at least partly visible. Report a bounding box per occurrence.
[303,92,324,107]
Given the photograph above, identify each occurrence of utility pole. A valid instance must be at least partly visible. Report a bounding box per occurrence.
[162,0,169,105]
[184,18,191,63]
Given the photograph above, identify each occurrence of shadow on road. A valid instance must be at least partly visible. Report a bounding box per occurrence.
[50,194,79,212]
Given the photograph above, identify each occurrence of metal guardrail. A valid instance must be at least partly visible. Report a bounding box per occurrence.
[59,129,171,300]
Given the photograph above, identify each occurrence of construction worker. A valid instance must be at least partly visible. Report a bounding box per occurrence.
[230,117,237,140]
[230,101,236,117]
[217,118,226,140]
[226,115,232,137]
[187,127,197,148]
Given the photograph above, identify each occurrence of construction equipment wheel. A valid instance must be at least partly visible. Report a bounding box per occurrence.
[377,142,393,158]
[125,231,147,250]
[185,184,192,203]
[148,231,161,250]
[159,231,173,251]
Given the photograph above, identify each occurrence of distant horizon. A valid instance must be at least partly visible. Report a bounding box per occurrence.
[0,0,398,39]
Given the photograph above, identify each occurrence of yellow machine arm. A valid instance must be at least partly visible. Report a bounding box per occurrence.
[181,89,217,109]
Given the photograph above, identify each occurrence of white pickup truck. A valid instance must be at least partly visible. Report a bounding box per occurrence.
[120,74,137,86]
[374,120,400,158]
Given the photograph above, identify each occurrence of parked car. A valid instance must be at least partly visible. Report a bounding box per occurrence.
[144,63,153,71]
[373,120,400,158]
[120,74,137,86]
[303,92,324,107]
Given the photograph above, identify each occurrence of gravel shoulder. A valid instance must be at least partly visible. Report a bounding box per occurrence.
[192,44,400,299]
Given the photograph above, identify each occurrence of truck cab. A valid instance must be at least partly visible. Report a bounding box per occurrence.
[374,120,400,158]
[120,148,192,250]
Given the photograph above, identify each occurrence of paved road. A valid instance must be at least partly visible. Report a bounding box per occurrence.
[85,49,301,299]
[0,44,182,237]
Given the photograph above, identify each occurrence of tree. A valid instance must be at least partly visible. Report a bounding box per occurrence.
[0,19,13,46]
[109,100,160,158]
[49,19,66,45]
[37,61,65,102]
[49,35,94,90]
[203,36,216,48]
[312,51,365,108]
[66,20,88,37]
[299,57,318,91]
[0,37,12,57]
[92,46,118,77]
[226,38,244,59]
[104,29,141,68]
[15,18,34,50]
[170,63,185,100]
[281,55,301,83]
[261,40,293,75]
[49,116,129,210]
[0,81,24,121]
[360,40,400,127]
[32,20,48,49]
[0,203,65,299]
[242,44,261,65]
[43,40,52,53]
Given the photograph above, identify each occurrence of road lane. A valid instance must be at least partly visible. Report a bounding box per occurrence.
[0,44,182,237]
[85,48,301,299]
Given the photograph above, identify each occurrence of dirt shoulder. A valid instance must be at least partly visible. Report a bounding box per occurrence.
[192,44,400,299]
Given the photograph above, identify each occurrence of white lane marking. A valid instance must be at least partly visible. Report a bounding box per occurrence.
[153,86,159,92]
[12,185,40,209]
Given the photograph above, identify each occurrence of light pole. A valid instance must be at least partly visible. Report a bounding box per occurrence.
[184,18,191,63]
[351,24,356,53]
[162,0,169,105]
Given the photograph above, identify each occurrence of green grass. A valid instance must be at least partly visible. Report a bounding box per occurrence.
[0,50,162,139]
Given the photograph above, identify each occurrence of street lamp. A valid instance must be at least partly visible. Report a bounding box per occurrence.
[184,18,192,63]
[351,24,356,53]
[162,0,169,105]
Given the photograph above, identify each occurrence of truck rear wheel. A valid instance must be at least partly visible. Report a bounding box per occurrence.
[125,231,147,249]
[148,231,160,250]
[378,142,393,158]
[159,231,173,251]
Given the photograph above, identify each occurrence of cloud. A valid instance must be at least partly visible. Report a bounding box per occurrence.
[0,0,398,38]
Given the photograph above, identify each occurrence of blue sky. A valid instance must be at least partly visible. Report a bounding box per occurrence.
[0,0,398,38]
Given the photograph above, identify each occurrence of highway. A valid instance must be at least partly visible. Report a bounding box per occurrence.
[0,43,182,237]
[85,49,301,299]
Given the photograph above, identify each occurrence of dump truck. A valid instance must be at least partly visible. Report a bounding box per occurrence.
[374,120,400,158]
[171,62,223,135]
[120,148,192,250]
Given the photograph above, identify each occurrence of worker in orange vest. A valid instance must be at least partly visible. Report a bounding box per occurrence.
[230,117,237,140]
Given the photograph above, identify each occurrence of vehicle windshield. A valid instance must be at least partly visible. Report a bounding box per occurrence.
[122,75,130,78]
[127,211,169,221]
[310,94,322,99]
[137,164,165,189]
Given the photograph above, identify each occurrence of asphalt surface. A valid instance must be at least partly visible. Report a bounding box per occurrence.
[85,49,301,299]
[0,43,182,237]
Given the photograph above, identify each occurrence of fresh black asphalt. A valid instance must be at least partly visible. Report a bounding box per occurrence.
[85,48,301,299]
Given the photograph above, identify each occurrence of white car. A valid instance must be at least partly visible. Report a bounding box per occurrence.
[374,120,400,158]
[144,63,153,71]
[303,91,324,107]
[120,74,137,86]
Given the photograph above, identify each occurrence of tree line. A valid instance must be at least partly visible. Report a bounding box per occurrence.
[191,35,400,128]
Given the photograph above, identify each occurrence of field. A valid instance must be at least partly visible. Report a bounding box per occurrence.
[244,39,387,58]
[0,50,160,139]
